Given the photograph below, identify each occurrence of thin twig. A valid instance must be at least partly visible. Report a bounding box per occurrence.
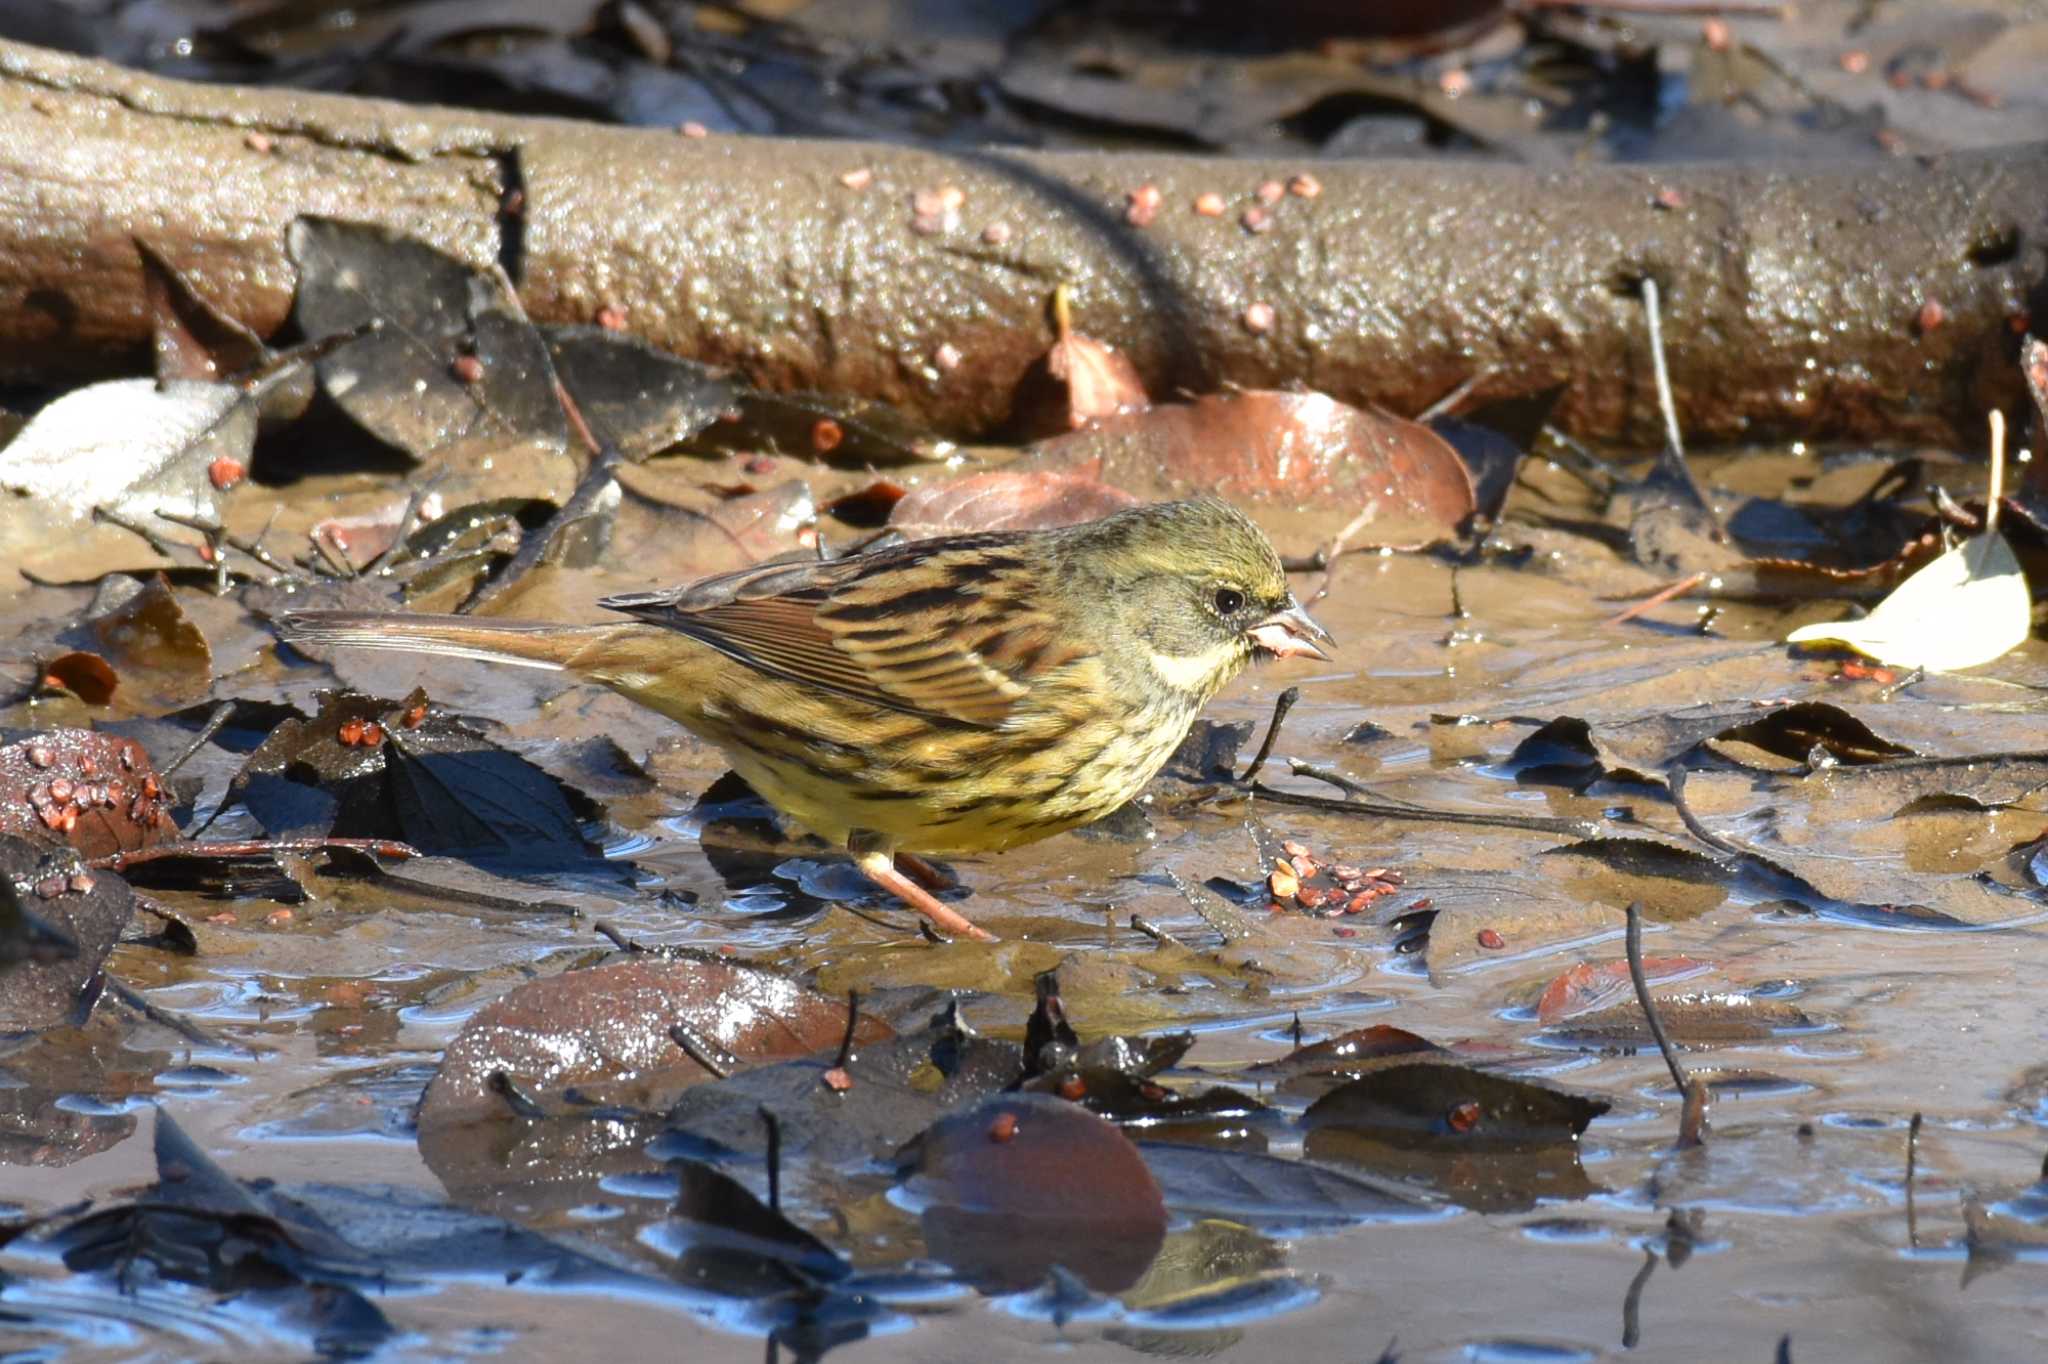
[158,702,235,779]
[760,1105,783,1211]
[669,1021,736,1078]
[593,920,642,953]
[1239,686,1300,782]
[1642,277,1685,459]
[155,510,296,580]
[1621,1248,1656,1350]
[834,989,862,1069]
[1606,571,1708,626]
[1128,912,1193,952]
[1418,367,1493,423]
[488,1069,548,1119]
[1626,902,1690,1096]
[1262,766,1600,837]
[1905,1110,1923,1248]
[103,976,247,1054]
[89,836,417,872]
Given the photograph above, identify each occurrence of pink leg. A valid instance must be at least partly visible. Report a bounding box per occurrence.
[853,849,996,942]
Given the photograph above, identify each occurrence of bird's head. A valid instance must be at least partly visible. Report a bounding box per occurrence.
[1068,499,1334,703]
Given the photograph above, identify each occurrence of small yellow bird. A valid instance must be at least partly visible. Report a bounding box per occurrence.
[279,498,1330,941]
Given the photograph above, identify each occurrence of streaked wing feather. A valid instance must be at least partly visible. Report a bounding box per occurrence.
[600,536,1080,728]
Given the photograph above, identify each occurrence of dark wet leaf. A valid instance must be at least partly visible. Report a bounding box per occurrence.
[1705,702,1917,769]
[656,1008,1021,1166]
[137,237,268,385]
[1241,1023,1445,1085]
[1540,838,1733,919]
[696,388,954,465]
[287,217,567,469]
[1301,1060,1608,1151]
[889,469,1140,536]
[0,729,180,861]
[1540,991,1818,1048]
[543,324,737,461]
[0,835,133,1031]
[672,1158,847,1281]
[1430,417,1527,524]
[1156,718,1254,788]
[1136,1142,1435,1233]
[0,874,76,965]
[1022,389,1476,553]
[898,1093,1166,1293]
[49,1110,389,1329]
[233,689,600,871]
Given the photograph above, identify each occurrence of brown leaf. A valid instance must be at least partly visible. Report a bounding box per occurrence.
[1022,389,1476,552]
[900,1092,1166,1293]
[137,238,267,384]
[1535,957,1710,1026]
[889,469,1140,536]
[417,956,893,1132]
[1011,332,1151,439]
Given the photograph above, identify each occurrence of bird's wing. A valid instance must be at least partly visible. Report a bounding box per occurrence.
[599,535,1085,727]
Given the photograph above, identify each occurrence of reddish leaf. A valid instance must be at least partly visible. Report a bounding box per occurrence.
[1010,291,1151,439]
[0,730,180,861]
[889,469,1139,536]
[901,1093,1166,1293]
[39,653,118,706]
[1535,957,1710,1027]
[1022,389,1477,551]
[137,238,266,384]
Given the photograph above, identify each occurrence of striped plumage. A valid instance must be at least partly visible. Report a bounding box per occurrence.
[278,498,1330,940]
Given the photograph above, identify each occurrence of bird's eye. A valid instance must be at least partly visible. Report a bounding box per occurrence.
[1213,586,1245,615]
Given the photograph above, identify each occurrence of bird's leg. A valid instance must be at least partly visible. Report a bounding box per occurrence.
[850,846,996,943]
[892,851,957,893]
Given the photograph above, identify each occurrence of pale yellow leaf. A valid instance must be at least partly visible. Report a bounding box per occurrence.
[1786,530,2031,670]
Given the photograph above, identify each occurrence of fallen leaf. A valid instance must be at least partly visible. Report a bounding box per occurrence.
[1021,389,1476,552]
[1787,412,2031,670]
[898,1093,1166,1293]
[889,469,1139,536]
[1534,957,1712,1025]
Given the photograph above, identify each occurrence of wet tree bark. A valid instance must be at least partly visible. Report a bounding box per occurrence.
[0,38,2041,448]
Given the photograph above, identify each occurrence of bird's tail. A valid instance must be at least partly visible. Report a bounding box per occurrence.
[276,611,616,671]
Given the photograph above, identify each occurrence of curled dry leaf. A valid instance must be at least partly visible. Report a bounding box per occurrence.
[1021,389,1476,552]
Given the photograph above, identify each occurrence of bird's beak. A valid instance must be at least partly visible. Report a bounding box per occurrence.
[1245,597,1334,661]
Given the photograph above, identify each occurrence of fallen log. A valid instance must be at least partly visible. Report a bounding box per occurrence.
[0,38,2040,448]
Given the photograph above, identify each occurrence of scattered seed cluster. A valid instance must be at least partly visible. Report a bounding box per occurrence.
[18,738,164,838]
[1266,839,1405,918]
